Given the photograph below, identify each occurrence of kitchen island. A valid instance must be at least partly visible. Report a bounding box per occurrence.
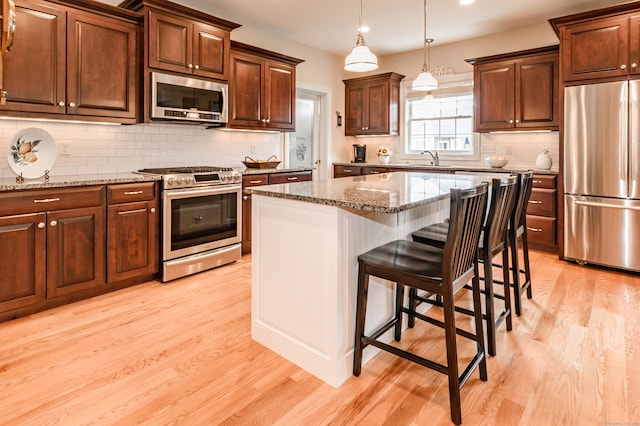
[247,171,482,387]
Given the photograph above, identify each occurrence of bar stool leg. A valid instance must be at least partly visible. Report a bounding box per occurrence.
[394,283,405,341]
[502,246,513,332]
[522,231,533,300]
[510,230,524,316]
[353,263,369,376]
[482,253,498,357]
[442,285,462,425]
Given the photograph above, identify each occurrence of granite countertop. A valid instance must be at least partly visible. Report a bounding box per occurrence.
[241,166,313,175]
[0,172,161,192]
[246,171,483,213]
[333,162,558,175]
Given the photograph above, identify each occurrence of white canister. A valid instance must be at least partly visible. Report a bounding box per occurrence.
[536,149,552,170]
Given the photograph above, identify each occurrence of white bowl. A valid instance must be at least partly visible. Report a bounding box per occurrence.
[485,156,508,168]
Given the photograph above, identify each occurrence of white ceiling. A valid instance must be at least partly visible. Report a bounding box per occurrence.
[100,0,629,56]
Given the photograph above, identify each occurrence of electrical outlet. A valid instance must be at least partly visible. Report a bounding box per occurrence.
[505,144,512,155]
[251,144,257,154]
[60,143,71,157]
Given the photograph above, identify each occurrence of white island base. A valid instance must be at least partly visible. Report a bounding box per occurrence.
[251,194,448,387]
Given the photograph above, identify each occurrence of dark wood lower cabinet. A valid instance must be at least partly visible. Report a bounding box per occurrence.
[107,200,157,283]
[46,206,106,298]
[0,213,47,313]
[0,182,158,322]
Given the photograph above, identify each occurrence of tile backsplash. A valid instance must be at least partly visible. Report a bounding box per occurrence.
[477,132,559,171]
[0,120,284,179]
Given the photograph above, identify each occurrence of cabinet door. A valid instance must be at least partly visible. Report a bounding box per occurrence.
[107,201,157,283]
[241,193,252,254]
[629,14,640,76]
[515,54,558,129]
[365,80,390,134]
[264,60,295,130]
[193,21,228,80]
[46,206,105,298]
[333,165,363,177]
[345,84,365,136]
[0,0,65,114]
[229,51,262,128]
[268,171,311,184]
[148,10,192,74]
[562,16,629,82]
[474,62,515,131]
[67,11,137,119]
[0,213,46,313]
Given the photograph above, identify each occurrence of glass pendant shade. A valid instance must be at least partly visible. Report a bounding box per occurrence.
[344,0,378,72]
[345,36,379,72]
[412,69,438,91]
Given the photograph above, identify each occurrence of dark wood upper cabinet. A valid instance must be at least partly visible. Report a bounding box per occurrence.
[466,46,559,132]
[550,2,640,82]
[0,0,140,123]
[229,41,304,131]
[343,72,405,136]
[147,9,230,80]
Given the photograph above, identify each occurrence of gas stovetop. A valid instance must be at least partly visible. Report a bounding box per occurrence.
[138,166,241,189]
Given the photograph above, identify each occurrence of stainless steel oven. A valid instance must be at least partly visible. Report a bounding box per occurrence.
[139,167,242,282]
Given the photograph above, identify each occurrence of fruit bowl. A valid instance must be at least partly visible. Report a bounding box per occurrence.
[485,156,508,168]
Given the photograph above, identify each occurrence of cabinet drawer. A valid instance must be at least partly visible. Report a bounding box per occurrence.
[108,182,156,204]
[269,171,312,184]
[363,166,389,175]
[532,175,556,189]
[527,188,556,217]
[0,186,105,216]
[526,215,556,246]
[242,174,269,188]
[334,165,363,177]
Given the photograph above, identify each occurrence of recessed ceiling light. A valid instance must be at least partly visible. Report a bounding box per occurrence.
[459,0,474,4]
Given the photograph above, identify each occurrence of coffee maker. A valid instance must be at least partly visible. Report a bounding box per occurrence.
[353,144,366,163]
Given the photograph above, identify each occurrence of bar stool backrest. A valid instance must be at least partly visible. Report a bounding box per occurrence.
[484,176,518,253]
[443,183,489,286]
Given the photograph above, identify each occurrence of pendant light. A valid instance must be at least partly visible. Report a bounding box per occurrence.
[412,0,438,91]
[344,0,378,72]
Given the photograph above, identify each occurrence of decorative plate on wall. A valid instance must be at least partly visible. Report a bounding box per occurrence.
[8,128,57,179]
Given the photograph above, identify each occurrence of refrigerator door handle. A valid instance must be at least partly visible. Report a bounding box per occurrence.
[575,200,640,211]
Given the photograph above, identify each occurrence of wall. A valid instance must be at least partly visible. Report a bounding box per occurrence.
[0,18,564,181]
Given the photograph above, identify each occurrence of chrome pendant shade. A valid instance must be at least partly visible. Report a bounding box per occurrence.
[344,0,378,72]
[412,0,438,91]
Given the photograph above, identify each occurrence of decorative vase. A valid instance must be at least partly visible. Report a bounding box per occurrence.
[536,149,552,170]
[379,155,390,164]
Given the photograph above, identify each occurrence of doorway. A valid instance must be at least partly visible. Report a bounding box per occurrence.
[287,83,330,180]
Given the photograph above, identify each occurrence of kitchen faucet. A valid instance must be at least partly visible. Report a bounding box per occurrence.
[421,150,440,166]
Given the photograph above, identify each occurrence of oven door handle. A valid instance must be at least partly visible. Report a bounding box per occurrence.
[165,185,241,199]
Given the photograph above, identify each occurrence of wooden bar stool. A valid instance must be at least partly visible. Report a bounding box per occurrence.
[353,183,488,425]
[412,177,518,356]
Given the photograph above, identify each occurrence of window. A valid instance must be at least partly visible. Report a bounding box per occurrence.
[404,75,478,160]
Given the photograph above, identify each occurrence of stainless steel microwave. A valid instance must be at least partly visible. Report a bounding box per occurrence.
[151,72,228,125]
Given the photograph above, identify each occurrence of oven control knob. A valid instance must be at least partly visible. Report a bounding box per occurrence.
[167,177,176,185]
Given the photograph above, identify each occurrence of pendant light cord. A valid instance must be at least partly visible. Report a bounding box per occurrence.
[422,0,427,72]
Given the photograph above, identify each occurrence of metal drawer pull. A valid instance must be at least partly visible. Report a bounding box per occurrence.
[287,177,298,181]
[527,227,543,232]
[50,220,57,227]
[37,222,45,229]
[150,208,156,213]
[34,197,60,203]
[575,200,640,211]
[528,200,542,204]
[250,180,263,184]
[532,180,543,184]
[123,191,143,195]
[343,170,353,173]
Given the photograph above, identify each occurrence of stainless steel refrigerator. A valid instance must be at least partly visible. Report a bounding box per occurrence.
[564,80,640,272]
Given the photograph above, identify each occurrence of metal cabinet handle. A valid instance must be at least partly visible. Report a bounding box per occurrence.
[34,197,60,203]
[188,64,193,69]
[68,102,76,107]
[37,222,45,229]
[287,177,298,181]
[249,180,263,184]
[532,180,543,184]
[50,220,57,227]
[575,200,640,211]
[621,64,627,70]
[150,207,156,213]
[342,169,353,173]
[243,195,249,200]
[633,63,638,69]
[527,227,542,232]
[528,200,542,204]
[509,119,514,124]
[194,64,200,70]
[123,191,143,195]
[58,101,65,107]
[515,119,520,123]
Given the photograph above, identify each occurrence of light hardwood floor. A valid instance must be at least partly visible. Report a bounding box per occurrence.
[0,250,639,425]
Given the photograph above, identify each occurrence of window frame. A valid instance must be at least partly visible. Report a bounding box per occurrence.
[400,72,480,162]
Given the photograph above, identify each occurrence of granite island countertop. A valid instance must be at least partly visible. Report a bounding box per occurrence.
[241,166,313,175]
[0,172,161,192]
[246,171,483,213]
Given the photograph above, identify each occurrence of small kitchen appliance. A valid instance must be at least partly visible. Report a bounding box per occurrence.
[137,166,242,282]
[353,144,366,163]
